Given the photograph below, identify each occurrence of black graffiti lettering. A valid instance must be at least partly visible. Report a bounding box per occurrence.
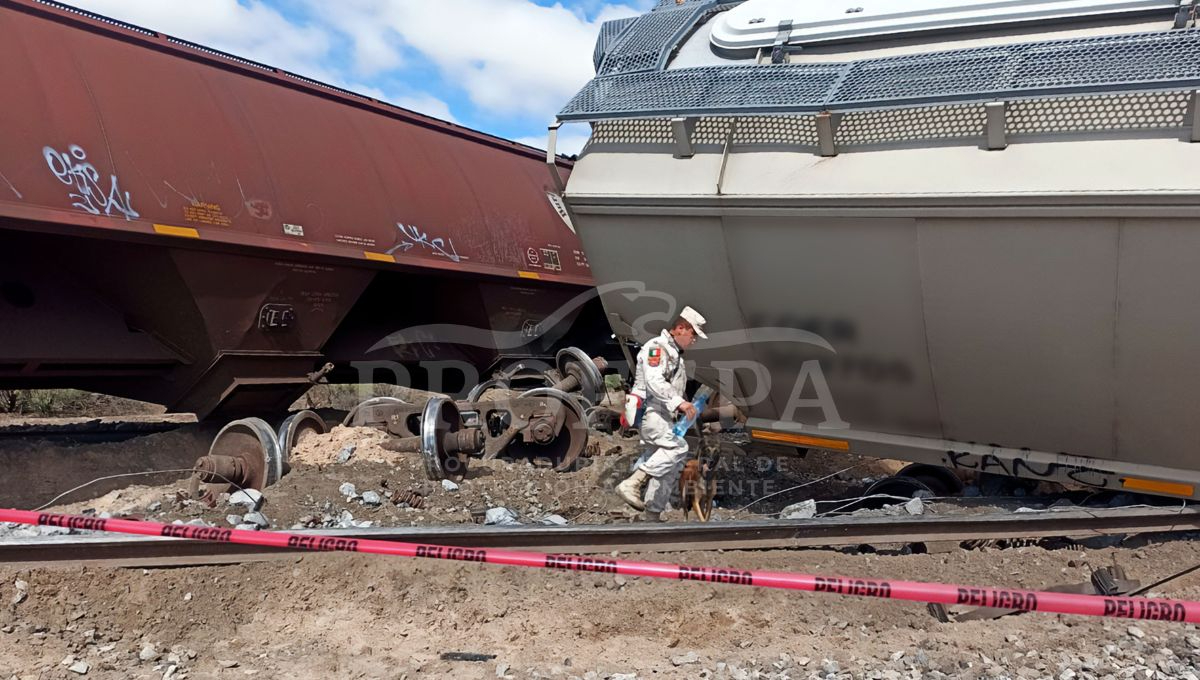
[1065,467,1110,488]
[1010,458,1056,478]
[944,452,1111,489]
[945,451,978,470]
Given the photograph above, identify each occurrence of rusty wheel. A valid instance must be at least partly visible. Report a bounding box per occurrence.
[420,396,470,483]
[276,410,327,477]
[466,378,511,403]
[198,417,282,496]
[515,387,589,472]
[556,346,604,405]
[342,396,408,428]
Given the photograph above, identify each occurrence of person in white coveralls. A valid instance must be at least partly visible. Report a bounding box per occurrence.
[615,306,707,521]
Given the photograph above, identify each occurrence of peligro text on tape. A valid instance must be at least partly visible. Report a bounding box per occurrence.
[4,509,1197,623]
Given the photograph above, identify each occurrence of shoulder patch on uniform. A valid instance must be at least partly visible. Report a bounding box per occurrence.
[648,347,661,367]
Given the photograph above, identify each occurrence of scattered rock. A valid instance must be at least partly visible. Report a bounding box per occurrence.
[337,444,357,463]
[11,580,27,605]
[338,482,358,498]
[1128,626,1146,639]
[539,514,568,526]
[235,523,261,531]
[146,500,162,512]
[904,497,925,516]
[441,479,460,492]
[242,511,270,528]
[484,507,521,526]
[671,652,700,666]
[67,661,89,675]
[360,491,383,507]
[225,514,243,527]
[780,499,817,520]
[228,489,263,509]
[217,660,239,669]
[139,644,158,662]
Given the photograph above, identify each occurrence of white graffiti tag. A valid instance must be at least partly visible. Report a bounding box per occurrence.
[42,144,139,220]
[386,222,461,262]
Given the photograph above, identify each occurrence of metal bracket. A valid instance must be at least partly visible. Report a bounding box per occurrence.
[770,20,793,64]
[546,121,566,193]
[1191,90,1200,142]
[815,112,837,157]
[985,101,1007,150]
[716,119,736,195]
[1174,0,1196,28]
[671,116,697,158]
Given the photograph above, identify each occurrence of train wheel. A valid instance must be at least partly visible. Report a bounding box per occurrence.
[198,417,282,495]
[895,463,963,497]
[342,396,408,428]
[276,410,327,477]
[419,396,471,483]
[514,387,589,472]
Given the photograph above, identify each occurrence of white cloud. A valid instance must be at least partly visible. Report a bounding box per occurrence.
[515,123,594,156]
[307,0,647,120]
[64,0,653,140]
[67,0,337,82]
[391,93,460,124]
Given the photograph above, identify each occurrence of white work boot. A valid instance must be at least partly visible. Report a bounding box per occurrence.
[616,469,649,510]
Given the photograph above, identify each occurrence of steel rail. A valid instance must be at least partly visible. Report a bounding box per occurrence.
[1,506,1196,568]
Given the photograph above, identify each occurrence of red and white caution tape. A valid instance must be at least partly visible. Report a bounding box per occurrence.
[3,509,1197,623]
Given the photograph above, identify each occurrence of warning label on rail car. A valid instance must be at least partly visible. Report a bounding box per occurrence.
[183,202,232,227]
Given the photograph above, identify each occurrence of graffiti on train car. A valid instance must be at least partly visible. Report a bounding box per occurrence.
[388,222,462,262]
[42,144,139,220]
[943,450,1112,488]
[0,170,20,199]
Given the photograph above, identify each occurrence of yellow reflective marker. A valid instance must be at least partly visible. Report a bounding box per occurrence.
[518,270,541,279]
[1121,477,1194,497]
[363,251,396,263]
[153,224,200,239]
[750,429,851,451]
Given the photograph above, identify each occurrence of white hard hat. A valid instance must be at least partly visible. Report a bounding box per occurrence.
[679,305,708,339]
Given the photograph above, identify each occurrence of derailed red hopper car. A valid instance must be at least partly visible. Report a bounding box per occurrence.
[0,0,603,419]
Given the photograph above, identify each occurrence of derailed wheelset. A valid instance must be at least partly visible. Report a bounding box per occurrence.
[345,347,606,473]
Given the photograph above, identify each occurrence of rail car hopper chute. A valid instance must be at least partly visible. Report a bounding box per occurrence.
[0,0,611,425]
[559,0,1200,499]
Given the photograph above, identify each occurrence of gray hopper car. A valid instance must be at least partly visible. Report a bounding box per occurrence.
[556,0,1200,499]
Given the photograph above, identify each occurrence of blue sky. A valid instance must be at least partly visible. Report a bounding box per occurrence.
[68,0,656,153]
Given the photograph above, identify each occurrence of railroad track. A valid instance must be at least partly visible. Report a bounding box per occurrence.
[2,506,1197,568]
[0,415,197,443]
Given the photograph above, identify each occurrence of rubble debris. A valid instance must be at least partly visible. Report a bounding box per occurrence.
[67,661,89,675]
[779,499,817,520]
[670,652,700,666]
[360,491,382,507]
[904,498,925,516]
[484,507,521,526]
[338,482,358,499]
[242,511,270,528]
[225,514,243,526]
[228,489,263,510]
[11,579,27,605]
[539,514,569,526]
[441,479,460,492]
[337,443,356,463]
[138,644,158,662]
